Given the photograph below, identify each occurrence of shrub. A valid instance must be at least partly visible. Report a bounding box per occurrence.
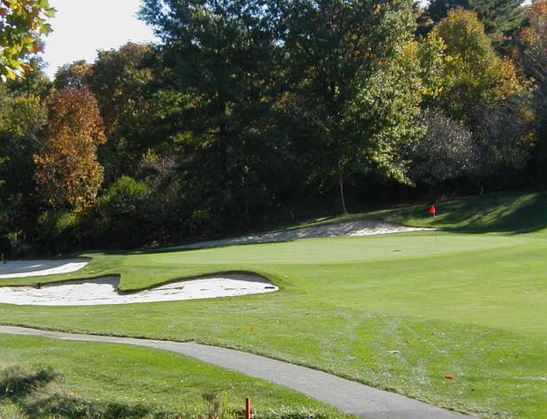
[35,210,84,255]
[96,176,152,248]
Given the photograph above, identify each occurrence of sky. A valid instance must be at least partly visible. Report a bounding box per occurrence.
[40,0,531,79]
[40,0,158,78]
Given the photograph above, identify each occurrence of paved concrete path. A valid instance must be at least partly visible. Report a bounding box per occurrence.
[0,325,471,419]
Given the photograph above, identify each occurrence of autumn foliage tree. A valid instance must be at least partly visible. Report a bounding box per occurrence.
[0,0,55,80]
[34,87,106,211]
[424,8,522,121]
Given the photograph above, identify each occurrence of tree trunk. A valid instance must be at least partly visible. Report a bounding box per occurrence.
[339,174,348,215]
[217,95,229,200]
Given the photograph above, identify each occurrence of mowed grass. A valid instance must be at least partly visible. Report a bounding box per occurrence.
[0,334,345,418]
[1,189,547,417]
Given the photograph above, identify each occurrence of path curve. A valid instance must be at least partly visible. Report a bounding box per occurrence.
[0,325,470,419]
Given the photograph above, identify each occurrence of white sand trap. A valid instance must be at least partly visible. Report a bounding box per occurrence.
[0,273,278,306]
[170,219,431,250]
[0,258,88,279]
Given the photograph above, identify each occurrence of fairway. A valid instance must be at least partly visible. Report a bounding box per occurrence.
[1,191,547,417]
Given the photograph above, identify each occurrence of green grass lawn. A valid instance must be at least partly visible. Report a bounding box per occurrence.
[1,189,547,417]
[0,334,344,418]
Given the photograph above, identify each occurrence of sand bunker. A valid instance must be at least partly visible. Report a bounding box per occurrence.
[171,219,430,250]
[0,273,278,306]
[0,220,427,281]
[0,259,89,279]
[0,219,425,306]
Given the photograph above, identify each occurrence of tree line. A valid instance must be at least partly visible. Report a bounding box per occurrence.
[0,0,545,256]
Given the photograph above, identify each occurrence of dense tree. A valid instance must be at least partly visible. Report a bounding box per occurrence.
[0,0,543,255]
[96,175,152,248]
[7,57,50,97]
[0,85,46,196]
[88,43,174,181]
[281,0,422,213]
[140,0,285,220]
[54,60,92,89]
[34,87,106,211]
[424,8,522,121]
[427,0,524,35]
[407,109,479,188]
[0,0,55,80]
[420,9,532,183]
[473,96,535,174]
[0,83,47,256]
[517,0,547,176]
[519,1,547,87]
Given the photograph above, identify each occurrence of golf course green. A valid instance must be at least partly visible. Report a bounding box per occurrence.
[1,190,546,418]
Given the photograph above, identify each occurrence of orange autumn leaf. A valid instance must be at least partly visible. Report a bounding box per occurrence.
[34,87,106,211]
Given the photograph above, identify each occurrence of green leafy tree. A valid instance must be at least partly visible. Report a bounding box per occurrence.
[281,0,421,213]
[88,43,165,181]
[54,60,92,89]
[420,9,532,185]
[0,83,47,256]
[96,176,152,248]
[0,0,55,80]
[7,57,51,97]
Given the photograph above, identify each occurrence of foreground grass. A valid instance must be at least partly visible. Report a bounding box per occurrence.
[0,334,344,418]
[1,189,547,417]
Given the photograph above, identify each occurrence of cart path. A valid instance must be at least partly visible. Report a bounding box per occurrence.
[0,325,471,419]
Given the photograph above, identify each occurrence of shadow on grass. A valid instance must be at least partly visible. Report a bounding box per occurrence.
[75,189,547,259]
[1,367,331,419]
[0,366,59,399]
[385,190,547,235]
[0,366,149,418]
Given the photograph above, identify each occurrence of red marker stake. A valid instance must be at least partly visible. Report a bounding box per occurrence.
[245,397,252,419]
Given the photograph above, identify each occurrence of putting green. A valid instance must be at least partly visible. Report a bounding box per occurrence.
[1,190,546,417]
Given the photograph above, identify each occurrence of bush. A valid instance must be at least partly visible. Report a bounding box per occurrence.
[185,208,220,237]
[35,210,84,255]
[96,176,152,248]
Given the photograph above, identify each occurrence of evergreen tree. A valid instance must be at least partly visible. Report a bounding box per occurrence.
[428,0,525,34]
[140,0,286,220]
